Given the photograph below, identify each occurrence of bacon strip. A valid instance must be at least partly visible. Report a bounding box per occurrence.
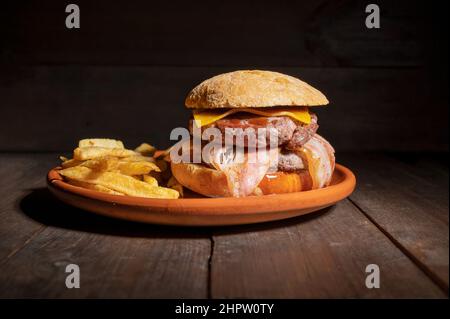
[204,146,278,197]
[300,134,335,188]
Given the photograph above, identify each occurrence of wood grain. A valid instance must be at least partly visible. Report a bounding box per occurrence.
[0,154,211,298]
[340,153,449,291]
[0,154,53,261]
[0,217,210,298]
[0,66,447,152]
[210,199,446,298]
[0,153,447,298]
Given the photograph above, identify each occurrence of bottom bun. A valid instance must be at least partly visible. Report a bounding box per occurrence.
[171,162,314,197]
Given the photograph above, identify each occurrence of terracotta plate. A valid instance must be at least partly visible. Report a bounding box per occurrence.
[47,164,356,226]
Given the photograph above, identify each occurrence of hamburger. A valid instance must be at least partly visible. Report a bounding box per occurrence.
[171,70,335,197]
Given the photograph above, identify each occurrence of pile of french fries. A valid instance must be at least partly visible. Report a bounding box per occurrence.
[57,138,182,199]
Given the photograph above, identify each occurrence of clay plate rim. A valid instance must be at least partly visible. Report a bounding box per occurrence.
[47,164,356,216]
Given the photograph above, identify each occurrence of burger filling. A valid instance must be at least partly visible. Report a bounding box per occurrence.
[186,109,334,197]
[189,113,318,149]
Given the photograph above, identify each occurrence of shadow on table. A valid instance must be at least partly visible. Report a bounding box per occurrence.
[19,188,333,238]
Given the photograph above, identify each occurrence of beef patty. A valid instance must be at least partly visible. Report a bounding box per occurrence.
[190,113,318,149]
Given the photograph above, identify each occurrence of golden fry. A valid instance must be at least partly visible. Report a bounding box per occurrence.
[170,184,183,197]
[147,171,163,184]
[143,175,158,187]
[116,161,160,175]
[120,155,155,163]
[134,143,156,156]
[59,166,179,199]
[167,176,183,198]
[61,158,85,168]
[78,138,124,149]
[67,179,124,195]
[81,156,119,171]
[60,138,180,199]
[73,147,136,160]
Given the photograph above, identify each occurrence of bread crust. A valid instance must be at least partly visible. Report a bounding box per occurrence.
[171,161,313,197]
[185,70,329,109]
[171,162,231,197]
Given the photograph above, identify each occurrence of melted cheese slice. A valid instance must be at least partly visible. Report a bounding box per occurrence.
[193,107,311,127]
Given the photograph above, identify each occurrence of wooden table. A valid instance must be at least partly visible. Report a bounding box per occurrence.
[0,152,448,298]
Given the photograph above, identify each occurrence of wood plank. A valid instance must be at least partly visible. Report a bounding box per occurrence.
[0,153,211,298]
[0,154,56,261]
[1,153,447,297]
[0,221,210,298]
[339,153,449,290]
[0,66,447,152]
[210,199,445,298]
[387,153,449,190]
[2,0,439,67]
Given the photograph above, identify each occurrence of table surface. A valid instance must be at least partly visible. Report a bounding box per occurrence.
[0,152,448,298]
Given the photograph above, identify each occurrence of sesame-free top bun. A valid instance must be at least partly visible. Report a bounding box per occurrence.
[185,70,329,109]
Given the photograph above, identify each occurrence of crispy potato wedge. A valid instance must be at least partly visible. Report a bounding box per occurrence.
[170,184,183,197]
[167,176,183,198]
[61,158,85,168]
[60,138,180,199]
[81,156,119,171]
[143,175,158,187]
[78,138,124,149]
[59,166,179,199]
[134,143,156,157]
[147,171,163,184]
[67,179,124,195]
[81,156,160,175]
[120,155,155,163]
[73,147,137,160]
[117,161,160,176]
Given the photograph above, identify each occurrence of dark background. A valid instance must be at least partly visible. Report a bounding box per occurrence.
[0,0,448,152]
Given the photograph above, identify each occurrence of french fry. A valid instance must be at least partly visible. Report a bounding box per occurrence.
[73,147,137,160]
[61,158,85,168]
[147,171,163,184]
[59,166,179,199]
[167,176,183,198]
[143,175,158,187]
[67,179,124,195]
[117,161,160,176]
[81,156,160,175]
[59,138,181,199]
[78,138,124,149]
[120,155,155,163]
[81,156,119,171]
[170,184,183,197]
[134,143,156,157]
